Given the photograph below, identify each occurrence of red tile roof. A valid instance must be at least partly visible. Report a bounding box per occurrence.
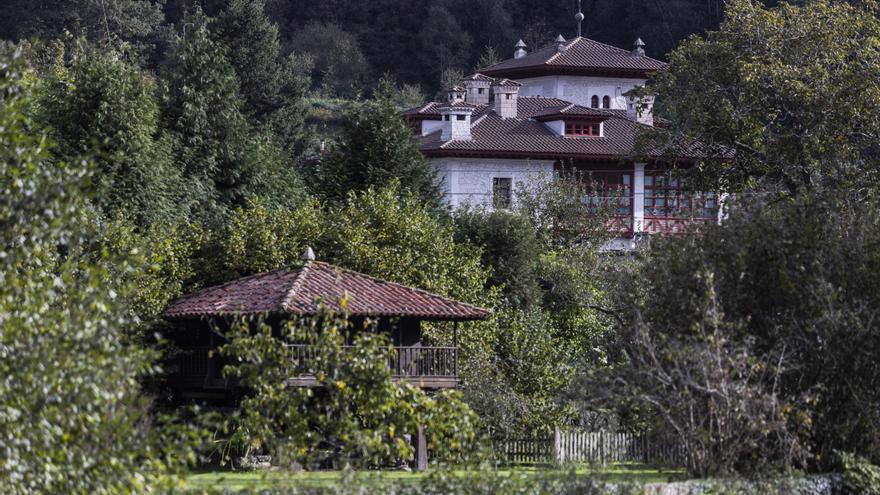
[482,37,667,79]
[163,261,491,321]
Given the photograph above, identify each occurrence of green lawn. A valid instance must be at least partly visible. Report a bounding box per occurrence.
[184,463,683,492]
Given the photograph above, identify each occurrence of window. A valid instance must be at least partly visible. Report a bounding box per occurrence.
[493,177,512,209]
[645,173,717,219]
[579,172,633,216]
[443,115,450,121]
[591,95,599,108]
[602,95,610,109]
[565,122,600,136]
[478,88,485,94]
[505,94,512,100]
[456,114,466,121]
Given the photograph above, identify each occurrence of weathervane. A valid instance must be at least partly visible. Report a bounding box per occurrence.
[575,0,584,38]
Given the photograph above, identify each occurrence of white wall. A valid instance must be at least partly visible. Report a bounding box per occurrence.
[517,75,647,110]
[421,120,444,136]
[430,157,555,210]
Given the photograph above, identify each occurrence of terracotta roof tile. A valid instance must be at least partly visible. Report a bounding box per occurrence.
[163,261,491,321]
[482,37,667,78]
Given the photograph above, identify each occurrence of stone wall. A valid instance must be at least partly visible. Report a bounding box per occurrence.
[429,157,555,210]
[517,75,647,110]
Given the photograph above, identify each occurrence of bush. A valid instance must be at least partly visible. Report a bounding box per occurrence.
[838,452,880,495]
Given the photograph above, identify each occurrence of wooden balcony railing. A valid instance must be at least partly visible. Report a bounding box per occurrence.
[285,344,458,379]
[173,345,460,389]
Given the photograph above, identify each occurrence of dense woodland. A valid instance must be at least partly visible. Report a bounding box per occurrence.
[3,0,880,493]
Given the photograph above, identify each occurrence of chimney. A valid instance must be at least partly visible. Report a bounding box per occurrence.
[463,73,492,105]
[439,102,476,141]
[447,85,466,103]
[554,34,568,53]
[624,86,656,126]
[492,79,521,119]
[632,38,646,56]
[514,39,527,59]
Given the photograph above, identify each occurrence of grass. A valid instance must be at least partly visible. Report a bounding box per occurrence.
[184,463,684,492]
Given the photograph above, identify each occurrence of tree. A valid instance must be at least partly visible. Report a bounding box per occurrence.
[646,0,880,195]
[288,21,371,98]
[312,81,443,207]
[0,45,182,494]
[222,310,481,468]
[160,7,305,223]
[213,0,310,155]
[587,192,880,475]
[454,209,543,309]
[35,44,188,225]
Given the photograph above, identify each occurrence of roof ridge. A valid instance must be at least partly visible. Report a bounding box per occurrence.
[280,260,315,312]
[309,262,491,317]
[574,36,667,65]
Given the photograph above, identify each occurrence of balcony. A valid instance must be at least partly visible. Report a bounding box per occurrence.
[173,345,460,391]
[286,344,459,389]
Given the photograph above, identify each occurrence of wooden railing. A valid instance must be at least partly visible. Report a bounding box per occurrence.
[175,347,211,377]
[286,345,458,379]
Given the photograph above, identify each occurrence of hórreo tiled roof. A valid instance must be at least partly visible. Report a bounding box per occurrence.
[163,261,491,321]
[482,37,667,78]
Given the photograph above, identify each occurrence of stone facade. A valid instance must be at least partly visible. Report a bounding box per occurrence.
[430,157,555,210]
[516,75,647,110]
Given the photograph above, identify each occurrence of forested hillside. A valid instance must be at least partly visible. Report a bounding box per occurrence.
[0,0,736,94]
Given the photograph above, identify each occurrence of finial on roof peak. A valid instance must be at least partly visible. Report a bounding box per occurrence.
[575,0,584,38]
[514,39,528,59]
[303,246,315,261]
[555,34,568,53]
[632,38,646,56]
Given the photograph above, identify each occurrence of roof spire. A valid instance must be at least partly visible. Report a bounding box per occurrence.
[303,246,315,261]
[575,0,584,38]
[632,38,646,56]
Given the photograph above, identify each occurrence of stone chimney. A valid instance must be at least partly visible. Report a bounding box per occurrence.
[624,86,656,126]
[554,34,568,53]
[439,102,476,141]
[514,39,527,59]
[462,73,493,105]
[632,38,646,56]
[492,79,521,119]
[447,85,466,103]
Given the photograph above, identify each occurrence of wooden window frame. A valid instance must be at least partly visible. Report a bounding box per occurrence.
[645,172,718,219]
[564,121,601,137]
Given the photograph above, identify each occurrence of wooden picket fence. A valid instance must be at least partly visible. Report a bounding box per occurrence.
[495,430,684,466]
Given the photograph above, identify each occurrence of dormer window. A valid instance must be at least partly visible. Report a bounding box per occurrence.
[565,122,600,137]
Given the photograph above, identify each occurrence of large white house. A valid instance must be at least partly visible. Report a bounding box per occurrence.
[403,35,718,248]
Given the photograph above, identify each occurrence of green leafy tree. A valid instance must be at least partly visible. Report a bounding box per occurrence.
[213,0,310,154]
[646,0,880,195]
[313,83,442,207]
[454,209,543,309]
[161,7,305,223]
[0,45,182,494]
[222,310,481,468]
[288,21,371,98]
[35,44,188,225]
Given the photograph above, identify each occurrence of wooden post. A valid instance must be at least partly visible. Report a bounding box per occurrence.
[416,425,428,471]
[554,427,562,464]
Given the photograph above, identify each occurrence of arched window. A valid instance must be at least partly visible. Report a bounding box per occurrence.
[602,95,611,109]
[591,95,599,108]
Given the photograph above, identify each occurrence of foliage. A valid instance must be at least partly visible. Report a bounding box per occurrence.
[587,193,880,476]
[221,310,481,469]
[464,308,577,437]
[288,21,371,98]
[214,0,310,155]
[0,45,181,494]
[312,82,443,208]
[161,7,306,224]
[838,451,880,495]
[34,43,188,225]
[646,0,880,195]
[454,208,543,309]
